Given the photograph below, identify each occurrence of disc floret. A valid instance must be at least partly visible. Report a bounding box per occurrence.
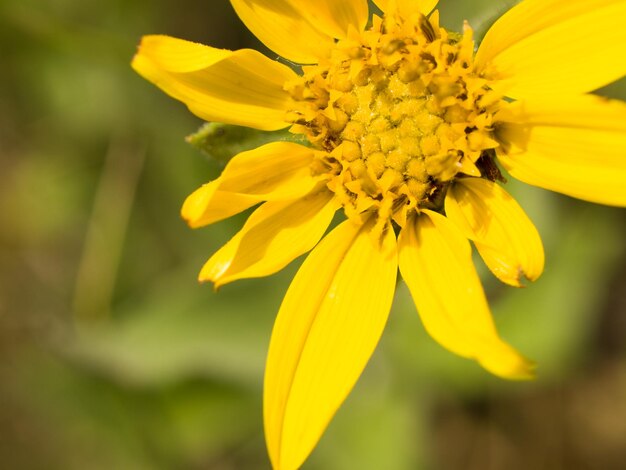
[286,11,502,228]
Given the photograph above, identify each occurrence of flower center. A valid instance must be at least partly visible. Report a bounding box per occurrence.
[285,11,502,227]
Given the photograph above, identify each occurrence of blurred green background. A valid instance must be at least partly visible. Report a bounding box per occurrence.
[1,0,625,468]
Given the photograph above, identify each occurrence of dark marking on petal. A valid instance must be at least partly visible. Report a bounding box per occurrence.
[476,149,506,183]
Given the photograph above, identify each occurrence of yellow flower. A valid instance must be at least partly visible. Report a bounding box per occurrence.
[132,0,626,468]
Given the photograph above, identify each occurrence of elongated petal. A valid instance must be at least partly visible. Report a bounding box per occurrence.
[476,0,626,98]
[199,190,336,286]
[445,178,544,287]
[295,0,369,38]
[496,95,626,206]
[230,0,334,63]
[264,220,397,470]
[182,142,319,227]
[132,35,295,130]
[398,211,534,379]
[372,0,438,16]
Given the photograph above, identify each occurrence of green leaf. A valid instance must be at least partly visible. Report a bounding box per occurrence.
[186,122,309,165]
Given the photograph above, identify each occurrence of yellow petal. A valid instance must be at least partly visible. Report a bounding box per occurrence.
[181,142,319,227]
[230,0,334,63]
[372,0,438,16]
[131,35,295,130]
[372,0,388,12]
[476,0,626,98]
[398,210,534,380]
[496,95,626,207]
[199,190,336,287]
[445,178,544,287]
[295,0,369,38]
[264,220,397,470]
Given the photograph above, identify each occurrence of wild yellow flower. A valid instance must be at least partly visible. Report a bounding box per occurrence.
[132,0,626,468]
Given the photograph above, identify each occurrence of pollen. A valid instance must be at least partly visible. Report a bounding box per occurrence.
[285,11,502,227]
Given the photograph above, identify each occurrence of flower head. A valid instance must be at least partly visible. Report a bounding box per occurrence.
[132,0,626,468]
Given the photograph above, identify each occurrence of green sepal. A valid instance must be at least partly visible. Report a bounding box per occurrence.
[186,122,309,165]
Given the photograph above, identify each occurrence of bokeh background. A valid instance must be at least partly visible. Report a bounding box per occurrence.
[1,0,625,468]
